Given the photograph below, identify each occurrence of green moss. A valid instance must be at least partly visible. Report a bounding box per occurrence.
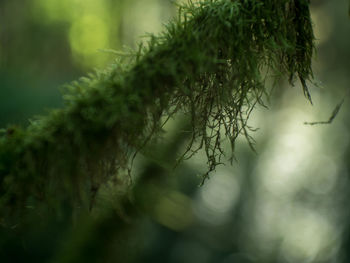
[0,0,315,224]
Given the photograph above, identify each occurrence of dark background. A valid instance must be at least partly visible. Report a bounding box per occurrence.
[0,0,349,262]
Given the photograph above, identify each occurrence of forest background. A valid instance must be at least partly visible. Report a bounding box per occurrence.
[0,0,349,262]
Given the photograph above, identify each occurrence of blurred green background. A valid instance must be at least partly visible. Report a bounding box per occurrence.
[0,0,349,262]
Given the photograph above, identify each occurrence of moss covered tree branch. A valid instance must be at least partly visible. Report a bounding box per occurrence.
[0,0,314,225]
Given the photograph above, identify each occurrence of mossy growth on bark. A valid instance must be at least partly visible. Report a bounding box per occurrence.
[0,0,314,225]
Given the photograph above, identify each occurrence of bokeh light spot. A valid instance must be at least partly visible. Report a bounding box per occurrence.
[194,170,240,225]
[154,190,193,231]
[69,15,110,68]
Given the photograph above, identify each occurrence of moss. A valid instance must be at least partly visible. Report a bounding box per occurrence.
[0,0,315,224]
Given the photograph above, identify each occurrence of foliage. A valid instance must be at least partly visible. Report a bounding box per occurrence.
[0,0,314,226]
